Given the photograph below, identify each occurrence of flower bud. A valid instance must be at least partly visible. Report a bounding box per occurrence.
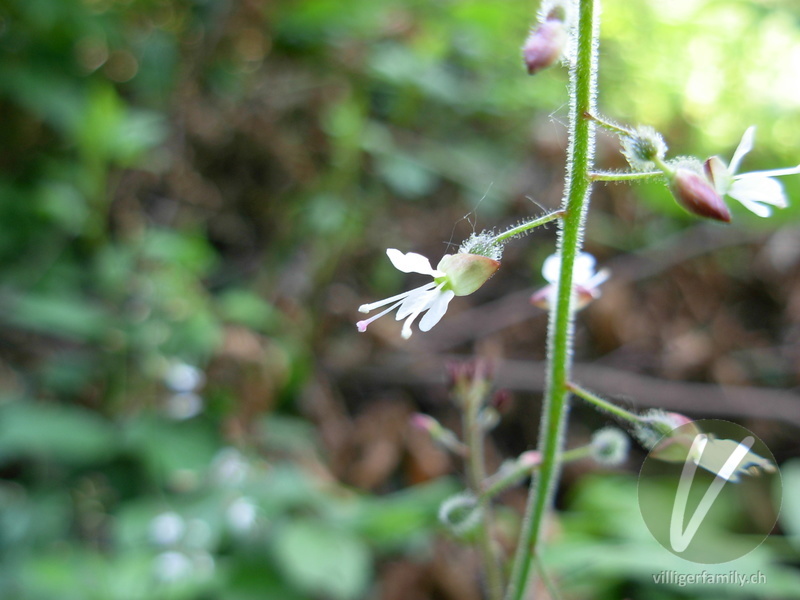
[590,427,630,466]
[438,492,483,536]
[437,253,500,296]
[622,126,667,171]
[477,407,500,431]
[669,168,731,222]
[634,410,700,462]
[522,19,567,75]
[490,389,513,414]
[482,451,542,498]
[410,413,466,456]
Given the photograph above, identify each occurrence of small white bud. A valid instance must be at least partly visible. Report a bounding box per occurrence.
[590,427,630,466]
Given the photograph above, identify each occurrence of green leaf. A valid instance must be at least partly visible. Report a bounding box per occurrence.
[2,293,111,342]
[124,416,217,484]
[272,519,371,600]
[0,400,117,465]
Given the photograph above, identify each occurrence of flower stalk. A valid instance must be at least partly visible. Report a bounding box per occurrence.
[506,0,599,598]
[457,364,504,600]
[566,382,642,425]
[490,210,565,245]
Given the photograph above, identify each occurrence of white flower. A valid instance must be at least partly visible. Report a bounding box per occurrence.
[227,496,258,532]
[149,512,186,547]
[164,362,205,393]
[531,251,609,310]
[153,551,193,582]
[705,126,800,217]
[687,435,775,483]
[357,248,499,339]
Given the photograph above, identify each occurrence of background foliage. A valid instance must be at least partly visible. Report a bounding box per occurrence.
[1,0,799,598]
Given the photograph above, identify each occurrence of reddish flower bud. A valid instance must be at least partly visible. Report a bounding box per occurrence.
[522,19,567,75]
[490,389,513,414]
[518,450,542,469]
[670,168,731,222]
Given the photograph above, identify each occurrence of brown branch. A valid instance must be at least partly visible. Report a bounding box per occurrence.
[348,354,800,428]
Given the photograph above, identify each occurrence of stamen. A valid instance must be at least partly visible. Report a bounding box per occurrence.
[401,313,418,339]
[358,282,437,313]
[356,299,405,332]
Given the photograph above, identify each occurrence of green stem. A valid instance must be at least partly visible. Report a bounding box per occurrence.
[583,111,631,136]
[566,382,642,424]
[590,170,662,182]
[464,391,504,599]
[490,210,565,245]
[481,442,599,501]
[505,1,599,599]
[652,155,675,177]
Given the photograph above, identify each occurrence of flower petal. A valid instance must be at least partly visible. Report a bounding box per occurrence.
[735,164,800,179]
[419,290,455,332]
[704,156,732,194]
[386,249,442,276]
[729,177,788,212]
[730,196,774,218]
[396,288,438,320]
[729,126,755,175]
[585,268,610,290]
[541,253,562,283]
[572,252,597,285]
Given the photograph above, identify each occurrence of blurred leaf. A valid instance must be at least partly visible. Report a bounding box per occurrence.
[224,561,308,600]
[141,229,216,276]
[272,519,371,600]
[1,293,111,341]
[217,289,279,331]
[375,153,438,199]
[347,478,458,550]
[18,550,156,600]
[76,84,165,165]
[0,399,117,464]
[779,458,800,550]
[124,416,217,484]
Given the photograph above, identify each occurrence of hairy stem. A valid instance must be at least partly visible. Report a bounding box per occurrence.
[505,1,599,599]
[567,382,642,424]
[590,170,662,182]
[491,210,565,245]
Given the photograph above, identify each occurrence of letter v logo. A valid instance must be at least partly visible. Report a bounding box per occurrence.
[669,434,754,552]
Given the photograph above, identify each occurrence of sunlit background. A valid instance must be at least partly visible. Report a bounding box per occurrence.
[1,0,800,598]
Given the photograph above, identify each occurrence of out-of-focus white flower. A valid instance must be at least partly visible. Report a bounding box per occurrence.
[153,551,193,582]
[357,248,499,339]
[149,512,185,546]
[705,126,800,217]
[164,362,205,393]
[227,496,258,532]
[210,447,250,486]
[531,251,609,310]
[165,392,203,420]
